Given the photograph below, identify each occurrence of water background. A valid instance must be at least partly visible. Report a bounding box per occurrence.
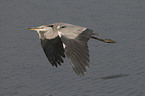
[0,0,145,96]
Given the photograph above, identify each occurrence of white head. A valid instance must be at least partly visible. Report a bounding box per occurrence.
[28,25,56,39]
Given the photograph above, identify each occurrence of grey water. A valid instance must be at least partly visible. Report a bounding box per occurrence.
[0,0,145,96]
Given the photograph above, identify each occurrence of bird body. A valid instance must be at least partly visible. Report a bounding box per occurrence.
[28,22,115,76]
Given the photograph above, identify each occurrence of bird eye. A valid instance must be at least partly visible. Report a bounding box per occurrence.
[40,27,44,29]
[61,26,66,28]
[47,25,54,27]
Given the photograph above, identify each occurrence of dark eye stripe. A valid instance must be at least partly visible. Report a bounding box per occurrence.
[61,26,66,28]
[47,25,54,27]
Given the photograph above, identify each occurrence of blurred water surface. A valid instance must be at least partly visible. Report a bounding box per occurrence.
[0,0,145,96]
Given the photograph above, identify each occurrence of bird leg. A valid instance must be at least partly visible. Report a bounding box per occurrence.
[91,36,116,43]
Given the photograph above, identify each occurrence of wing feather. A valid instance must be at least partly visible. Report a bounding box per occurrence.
[41,36,65,67]
[60,29,94,76]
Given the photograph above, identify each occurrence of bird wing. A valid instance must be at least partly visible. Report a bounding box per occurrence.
[40,36,65,67]
[59,28,94,76]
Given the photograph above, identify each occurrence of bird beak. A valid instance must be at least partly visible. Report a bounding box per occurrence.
[27,28,39,31]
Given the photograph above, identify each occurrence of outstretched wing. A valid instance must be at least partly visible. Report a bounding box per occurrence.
[60,28,94,76]
[40,36,65,67]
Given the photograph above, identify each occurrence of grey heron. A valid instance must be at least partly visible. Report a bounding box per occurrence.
[28,22,115,76]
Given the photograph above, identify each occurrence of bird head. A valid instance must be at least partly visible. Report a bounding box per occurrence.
[28,24,57,39]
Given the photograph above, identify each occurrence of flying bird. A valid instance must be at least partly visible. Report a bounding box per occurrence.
[28,22,115,76]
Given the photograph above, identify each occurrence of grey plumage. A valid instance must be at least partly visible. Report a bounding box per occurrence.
[28,22,115,76]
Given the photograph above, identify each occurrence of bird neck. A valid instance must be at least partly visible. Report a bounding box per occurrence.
[37,31,46,39]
